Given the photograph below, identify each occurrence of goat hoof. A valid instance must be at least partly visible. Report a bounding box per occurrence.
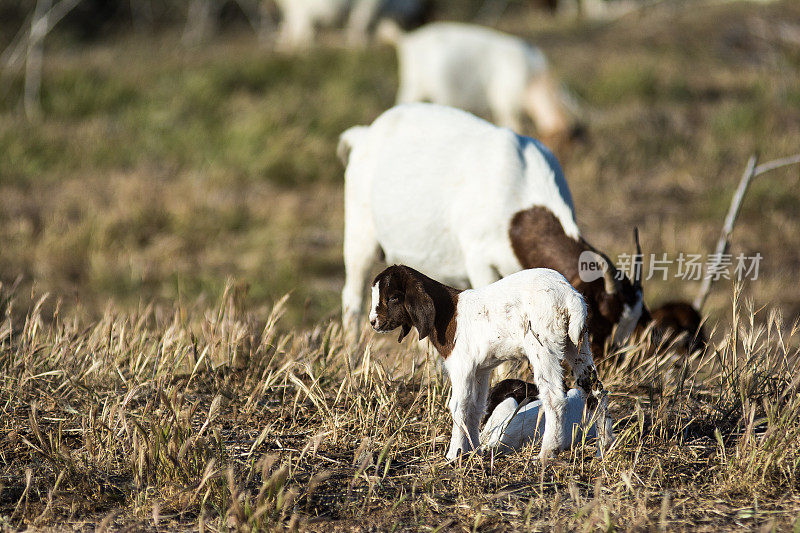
[446,445,478,463]
[538,449,557,466]
[446,448,463,462]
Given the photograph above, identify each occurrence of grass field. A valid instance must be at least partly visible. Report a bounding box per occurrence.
[1,0,800,529]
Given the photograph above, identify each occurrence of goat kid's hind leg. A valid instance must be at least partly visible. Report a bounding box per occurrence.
[526,343,566,462]
[471,368,492,441]
[567,332,613,454]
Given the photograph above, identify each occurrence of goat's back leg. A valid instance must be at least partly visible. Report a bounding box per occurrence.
[488,91,524,133]
[395,46,428,105]
[345,0,377,46]
[524,333,566,461]
[565,332,614,454]
[277,10,314,50]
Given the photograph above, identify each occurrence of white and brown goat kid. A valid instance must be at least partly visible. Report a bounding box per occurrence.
[369,265,613,461]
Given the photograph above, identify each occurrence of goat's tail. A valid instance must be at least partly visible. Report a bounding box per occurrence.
[566,292,588,348]
[337,126,369,166]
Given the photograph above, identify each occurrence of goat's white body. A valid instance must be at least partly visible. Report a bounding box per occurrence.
[368,267,613,461]
[480,389,613,453]
[275,0,419,48]
[394,23,567,135]
[448,269,587,369]
[437,268,597,460]
[341,103,578,330]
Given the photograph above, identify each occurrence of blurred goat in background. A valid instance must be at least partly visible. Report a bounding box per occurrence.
[274,0,430,49]
[381,22,581,149]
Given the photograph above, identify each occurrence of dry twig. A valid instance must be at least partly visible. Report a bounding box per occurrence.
[695,153,800,310]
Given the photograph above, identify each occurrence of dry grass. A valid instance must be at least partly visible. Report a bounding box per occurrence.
[1,281,799,530]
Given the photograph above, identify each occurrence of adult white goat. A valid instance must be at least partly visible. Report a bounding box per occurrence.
[274,0,426,49]
[369,264,612,461]
[340,103,643,356]
[383,22,573,142]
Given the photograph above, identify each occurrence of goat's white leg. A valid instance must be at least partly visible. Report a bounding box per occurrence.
[396,51,426,105]
[445,356,482,461]
[446,378,472,461]
[342,184,381,337]
[470,368,492,437]
[566,332,613,454]
[491,98,524,133]
[464,253,500,289]
[526,343,566,461]
[277,12,314,51]
[341,244,380,337]
[396,78,424,105]
[345,0,378,46]
[523,73,569,140]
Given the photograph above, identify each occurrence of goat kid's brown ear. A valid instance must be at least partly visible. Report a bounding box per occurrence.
[403,280,435,341]
[398,324,411,343]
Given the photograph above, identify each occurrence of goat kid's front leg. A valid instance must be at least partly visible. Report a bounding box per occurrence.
[446,379,472,461]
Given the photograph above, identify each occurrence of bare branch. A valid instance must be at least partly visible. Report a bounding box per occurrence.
[24,0,52,119]
[694,155,758,311]
[695,152,800,310]
[3,0,82,71]
[754,154,800,177]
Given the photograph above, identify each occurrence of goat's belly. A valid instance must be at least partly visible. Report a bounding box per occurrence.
[481,342,526,369]
[371,190,472,287]
[381,242,471,289]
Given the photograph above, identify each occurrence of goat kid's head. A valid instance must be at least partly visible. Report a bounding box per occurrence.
[370,265,435,342]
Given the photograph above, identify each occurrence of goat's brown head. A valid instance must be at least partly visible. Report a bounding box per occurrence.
[578,228,646,348]
[369,265,436,343]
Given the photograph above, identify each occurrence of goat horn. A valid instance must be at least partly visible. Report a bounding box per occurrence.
[633,227,643,290]
[581,237,621,295]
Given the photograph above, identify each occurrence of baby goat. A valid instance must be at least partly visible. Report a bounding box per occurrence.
[369,265,612,461]
[481,387,613,455]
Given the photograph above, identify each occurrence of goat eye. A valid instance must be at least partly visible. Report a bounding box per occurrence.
[389,295,400,303]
